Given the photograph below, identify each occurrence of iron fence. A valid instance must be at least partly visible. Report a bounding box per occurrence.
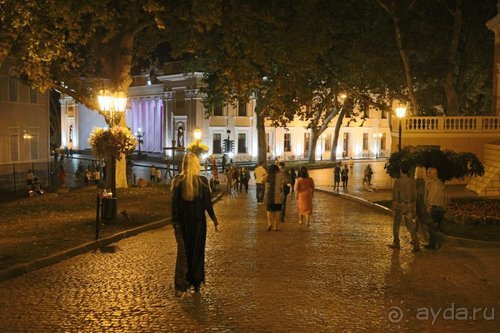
[0,161,51,192]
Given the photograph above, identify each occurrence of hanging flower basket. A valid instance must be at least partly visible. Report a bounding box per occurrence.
[186,139,209,157]
[88,126,138,161]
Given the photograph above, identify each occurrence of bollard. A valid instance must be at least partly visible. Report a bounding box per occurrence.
[13,163,16,191]
[95,193,101,240]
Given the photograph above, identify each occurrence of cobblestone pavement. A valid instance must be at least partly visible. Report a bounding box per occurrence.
[0,189,499,332]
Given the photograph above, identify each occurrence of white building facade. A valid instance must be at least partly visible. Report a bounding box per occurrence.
[61,71,392,162]
[0,60,50,188]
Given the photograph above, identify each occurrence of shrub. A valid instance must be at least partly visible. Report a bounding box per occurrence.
[385,146,484,182]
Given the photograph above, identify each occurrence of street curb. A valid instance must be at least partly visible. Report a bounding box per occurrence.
[0,192,224,282]
[316,188,392,215]
[317,188,500,249]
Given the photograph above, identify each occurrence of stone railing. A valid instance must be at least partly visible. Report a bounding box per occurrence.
[391,116,500,132]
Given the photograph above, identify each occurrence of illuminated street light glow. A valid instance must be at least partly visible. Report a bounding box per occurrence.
[194,127,202,140]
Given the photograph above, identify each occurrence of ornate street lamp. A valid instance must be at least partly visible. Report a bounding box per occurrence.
[135,128,145,158]
[395,106,407,151]
[98,90,127,126]
[97,90,128,219]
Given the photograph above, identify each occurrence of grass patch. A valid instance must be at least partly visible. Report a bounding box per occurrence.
[0,186,173,271]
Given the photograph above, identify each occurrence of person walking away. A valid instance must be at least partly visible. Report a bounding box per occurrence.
[295,166,315,226]
[93,166,101,186]
[364,164,373,185]
[155,166,162,184]
[232,167,240,193]
[84,167,92,186]
[262,164,286,231]
[389,164,420,253]
[165,158,173,180]
[341,164,349,191]
[172,153,218,295]
[150,165,157,184]
[221,154,227,174]
[414,165,428,242]
[254,162,267,203]
[348,157,354,170]
[289,168,297,196]
[278,162,291,223]
[224,165,234,194]
[333,163,341,192]
[425,167,446,250]
[26,169,34,187]
[240,167,250,193]
[58,165,67,187]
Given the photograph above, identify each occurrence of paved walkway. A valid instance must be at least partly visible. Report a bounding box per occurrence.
[0,189,498,332]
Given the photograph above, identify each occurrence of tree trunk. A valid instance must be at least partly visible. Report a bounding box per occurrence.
[255,104,267,166]
[330,108,346,162]
[307,129,319,163]
[115,115,128,189]
[393,19,419,115]
[103,32,135,189]
[444,0,463,116]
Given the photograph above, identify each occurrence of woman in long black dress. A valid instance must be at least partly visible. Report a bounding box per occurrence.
[172,153,218,295]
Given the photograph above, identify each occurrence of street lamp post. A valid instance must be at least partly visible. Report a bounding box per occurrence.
[97,90,127,220]
[395,106,407,151]
[135,128,145,158]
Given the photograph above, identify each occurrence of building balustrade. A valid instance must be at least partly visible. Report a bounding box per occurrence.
[391,116,500,132]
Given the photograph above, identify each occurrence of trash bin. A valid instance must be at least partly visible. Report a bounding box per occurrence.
[101,197,117,221]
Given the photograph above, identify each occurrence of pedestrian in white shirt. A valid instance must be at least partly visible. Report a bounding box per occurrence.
[254,162,267,203]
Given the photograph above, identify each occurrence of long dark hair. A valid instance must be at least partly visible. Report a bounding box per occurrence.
[265,164,279,205]
[267,164,279,183]
[299,166,309,178]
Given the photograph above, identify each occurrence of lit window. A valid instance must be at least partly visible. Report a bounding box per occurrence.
[363,133,369,150]
[304,132,310,153]
[238,133,247,153]
[284,133,291,152]
[9,76,18,102]
[325,133,332,151]
[238,100,247,116]
[381,133,387,150]
[9,129,19,161]
[29,88,38,104]
[213,101,223,116]
[30,129,39,160]
[213,133,222,154]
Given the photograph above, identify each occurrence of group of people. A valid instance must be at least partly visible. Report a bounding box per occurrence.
[333,161,376,192]
[254,161,315,231]
[390,164,446,253]
[223,165,251,194]
[75,162,103,186]
[26,169,44,196]
[171,154,317,297]
[333,163,350,192]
